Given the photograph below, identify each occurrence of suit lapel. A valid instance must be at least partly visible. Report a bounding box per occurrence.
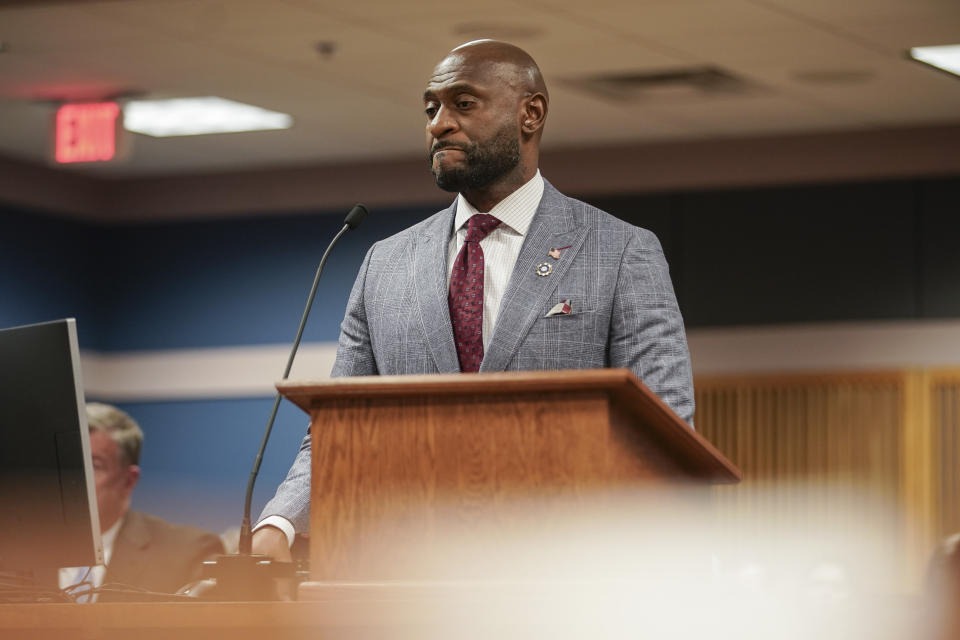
[103,512,151,589]
[481,182,587,372]
[413,202,461,374]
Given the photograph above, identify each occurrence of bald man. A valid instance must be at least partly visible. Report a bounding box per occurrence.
[253,40,695,561]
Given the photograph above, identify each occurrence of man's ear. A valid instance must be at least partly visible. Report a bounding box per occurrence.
[520,93,548,135]
[125,465,141,493]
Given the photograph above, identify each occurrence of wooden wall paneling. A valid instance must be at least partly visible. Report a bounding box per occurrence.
[947,381,959,534]
[901,370,937,589]
[930,371,960,538]
[693,372,938,591]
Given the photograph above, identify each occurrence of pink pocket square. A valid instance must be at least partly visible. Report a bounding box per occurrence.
[545,299,572,317]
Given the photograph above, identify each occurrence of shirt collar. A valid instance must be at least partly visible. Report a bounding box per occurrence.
[100,514,124,564]
[454,170,544,237]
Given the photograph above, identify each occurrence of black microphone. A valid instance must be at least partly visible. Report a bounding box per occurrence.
[343,204,368,230]
[239,203,368,555]
[200,204,368,601]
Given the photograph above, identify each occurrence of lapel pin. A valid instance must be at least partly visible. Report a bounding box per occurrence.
[545,299,572,317]
[536,262,553,277]
[548,245,572,260]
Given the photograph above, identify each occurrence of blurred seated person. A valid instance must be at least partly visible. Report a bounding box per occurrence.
[58,403,224,602]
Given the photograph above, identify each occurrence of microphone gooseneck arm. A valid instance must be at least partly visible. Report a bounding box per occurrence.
[238,204,368,556]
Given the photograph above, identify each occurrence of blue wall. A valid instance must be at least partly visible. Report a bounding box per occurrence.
[85,206,428,351]
[0,208,98,340]
[113,397,310,534]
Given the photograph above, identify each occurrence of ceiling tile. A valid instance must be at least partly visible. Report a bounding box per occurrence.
[640,92,873,136]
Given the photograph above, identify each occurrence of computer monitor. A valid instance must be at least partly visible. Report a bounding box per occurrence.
[0,318,103,571]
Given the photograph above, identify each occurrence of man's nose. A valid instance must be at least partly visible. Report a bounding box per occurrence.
[427,105,458,139]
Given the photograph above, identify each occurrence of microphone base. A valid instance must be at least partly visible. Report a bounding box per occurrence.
[199,553,298,601]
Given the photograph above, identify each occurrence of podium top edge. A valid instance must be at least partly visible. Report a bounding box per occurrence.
[277,369,741,484]
[277,368,637,397]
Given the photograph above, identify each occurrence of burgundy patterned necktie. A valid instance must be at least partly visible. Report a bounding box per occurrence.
[449,213,501,372]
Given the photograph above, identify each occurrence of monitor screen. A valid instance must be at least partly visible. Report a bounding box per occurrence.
[0,318,103,571]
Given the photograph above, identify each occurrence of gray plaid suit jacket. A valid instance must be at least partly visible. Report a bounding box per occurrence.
[259,180,694,533]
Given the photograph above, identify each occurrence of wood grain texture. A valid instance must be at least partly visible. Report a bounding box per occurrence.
[931,372,960,538]
[306,393,629,580]
[694,369,960,592]
[277,370,740,582]
[0,599,575,639]
[279,369,740,481]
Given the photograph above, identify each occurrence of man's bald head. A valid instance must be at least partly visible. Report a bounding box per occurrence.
[424,40,549,209]
[445,39,549,101]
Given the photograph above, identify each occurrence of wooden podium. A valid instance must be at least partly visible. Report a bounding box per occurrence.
[277,368,740,593]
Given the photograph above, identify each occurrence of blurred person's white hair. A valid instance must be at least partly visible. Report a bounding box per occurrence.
[86,402,143,466]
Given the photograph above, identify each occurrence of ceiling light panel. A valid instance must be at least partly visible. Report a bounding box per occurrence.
[123,97,293,137]
[909,44,960,78]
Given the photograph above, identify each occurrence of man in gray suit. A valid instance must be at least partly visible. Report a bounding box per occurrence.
[252,40,694,561]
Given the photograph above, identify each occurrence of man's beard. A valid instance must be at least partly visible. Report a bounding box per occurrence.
[429,123,520,193]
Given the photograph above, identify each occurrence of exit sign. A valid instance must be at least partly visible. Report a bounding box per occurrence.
[55,102,120,164]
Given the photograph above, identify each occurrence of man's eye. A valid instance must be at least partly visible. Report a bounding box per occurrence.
[457,100,474,109]
[424,105,438,118]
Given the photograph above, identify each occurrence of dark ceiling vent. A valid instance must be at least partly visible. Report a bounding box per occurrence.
[561,66,764,103]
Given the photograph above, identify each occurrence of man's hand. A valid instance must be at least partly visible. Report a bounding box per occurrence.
[251,525,295,600]
[251,525,292,562]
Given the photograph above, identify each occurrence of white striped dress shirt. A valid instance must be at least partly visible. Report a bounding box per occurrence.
[447,170,545,350]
